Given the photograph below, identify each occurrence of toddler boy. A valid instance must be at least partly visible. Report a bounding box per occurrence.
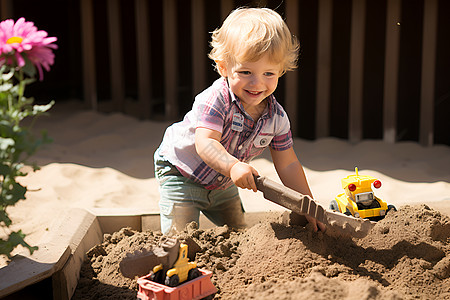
[154,7,326,234]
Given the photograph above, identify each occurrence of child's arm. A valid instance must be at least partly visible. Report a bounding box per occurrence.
[195,127,259,191]
[270,147,326,232]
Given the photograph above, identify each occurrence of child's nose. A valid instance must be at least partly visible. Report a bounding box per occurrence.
[250,75,263,86]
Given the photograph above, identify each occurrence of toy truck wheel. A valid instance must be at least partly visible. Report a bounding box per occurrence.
[329,200,341,212]
[165,274,180,287]
[188,268,201,281]
[150,270,164,284]
[387,205,397,213]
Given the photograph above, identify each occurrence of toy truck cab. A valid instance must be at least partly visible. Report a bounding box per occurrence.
[164,243,199,286]
[150,242,200,287]
[329,167,396,221]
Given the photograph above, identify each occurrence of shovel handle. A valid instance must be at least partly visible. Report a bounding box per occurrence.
[253,175,326,223]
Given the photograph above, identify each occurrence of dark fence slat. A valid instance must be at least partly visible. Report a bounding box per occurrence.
[220,0,234,22]
[349,0,366,143]
[285,0,299,136]
[383,0,401,143]
[80,0,97,110]
[420,0,438,146]
[0,0,12,20]
[316,0,333,138]
[163,0,178,119]
[135,0,152,118]
[192,0,207,97]
[107,0,125,112]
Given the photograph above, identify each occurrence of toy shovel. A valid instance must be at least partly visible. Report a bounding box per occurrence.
[254,175,376,238]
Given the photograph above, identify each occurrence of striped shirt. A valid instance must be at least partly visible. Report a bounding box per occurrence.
[158,77,293,189]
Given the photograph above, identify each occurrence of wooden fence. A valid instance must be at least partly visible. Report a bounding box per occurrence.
[1,0,449,146]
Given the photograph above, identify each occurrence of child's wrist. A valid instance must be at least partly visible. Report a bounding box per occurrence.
[229,160,241,175]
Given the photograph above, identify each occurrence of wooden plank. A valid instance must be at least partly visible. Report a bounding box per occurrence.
[419,0,438,146]
[107,0,125,111]
[80,0,97,110]
[0,244,71,298]
[96,215,142,234]
[191,0,207,96]
[255,0,268,7]
[0,208,100,299]
[163,0,178,119]
[221,0,234,21]
[383,0,401,143]
[0,0,13,20]
[135,0,152,118]
[316,0,333,138]
[52,213,103,300]
[348,0,366,143]
[140,212,282,232]
[88,207,155,233]
[285,0,299,137]
[141,214,162,232]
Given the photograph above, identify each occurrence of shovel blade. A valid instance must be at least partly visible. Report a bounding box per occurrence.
[255,176,376,238]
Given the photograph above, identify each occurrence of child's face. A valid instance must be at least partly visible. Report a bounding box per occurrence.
[219,54,281,112]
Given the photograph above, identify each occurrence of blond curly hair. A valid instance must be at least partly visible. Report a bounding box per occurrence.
[209,7,299,76]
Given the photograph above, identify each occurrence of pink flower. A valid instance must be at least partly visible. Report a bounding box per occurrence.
[0,17,57,80]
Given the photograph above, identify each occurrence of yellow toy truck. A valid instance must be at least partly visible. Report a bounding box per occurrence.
[121,237,217,299]
[150,241,200,287]
[329,167,396,221]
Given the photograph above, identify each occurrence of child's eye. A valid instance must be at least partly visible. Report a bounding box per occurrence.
[238,71,251,75]
[264,72,276,77]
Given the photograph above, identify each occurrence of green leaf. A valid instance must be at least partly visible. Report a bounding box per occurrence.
[32,101,54,115]
[1,181,27,206]
[0,82,13,92]
[10,182,27,203]
[1,68,14,81]
[0,137,14,150]
[0,230,38,258]
[0,209,12,227]
[0,163,10,176]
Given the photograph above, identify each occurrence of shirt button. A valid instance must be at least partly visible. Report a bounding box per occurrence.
[217,176,223,181]
[238,145,243,150]
[245,132,250,137]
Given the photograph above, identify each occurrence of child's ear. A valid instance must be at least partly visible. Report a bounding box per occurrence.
[216,60,228,77]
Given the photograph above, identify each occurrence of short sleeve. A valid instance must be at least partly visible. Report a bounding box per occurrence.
[269,103,293,151]
[194,80,230,134]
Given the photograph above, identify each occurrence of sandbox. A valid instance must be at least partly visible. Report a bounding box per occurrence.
[4,204,448,299]
[70,204,450,299]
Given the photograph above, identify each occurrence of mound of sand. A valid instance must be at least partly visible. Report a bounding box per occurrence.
[73,204,450,300]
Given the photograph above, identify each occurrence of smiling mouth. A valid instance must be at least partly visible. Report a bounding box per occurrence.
[246,90,262,95]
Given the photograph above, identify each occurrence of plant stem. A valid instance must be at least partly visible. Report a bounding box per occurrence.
[16,68,25,125]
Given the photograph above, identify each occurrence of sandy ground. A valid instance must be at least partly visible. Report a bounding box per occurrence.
[73,204,450,299]
[1,100,450,266]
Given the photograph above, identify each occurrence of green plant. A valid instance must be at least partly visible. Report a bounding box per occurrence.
[0,17,57,259]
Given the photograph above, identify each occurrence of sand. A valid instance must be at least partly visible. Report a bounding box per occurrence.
[73,204,450,299]
[1,100,450,298]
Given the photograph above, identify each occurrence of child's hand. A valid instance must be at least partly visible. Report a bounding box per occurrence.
[230,162,259,192]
